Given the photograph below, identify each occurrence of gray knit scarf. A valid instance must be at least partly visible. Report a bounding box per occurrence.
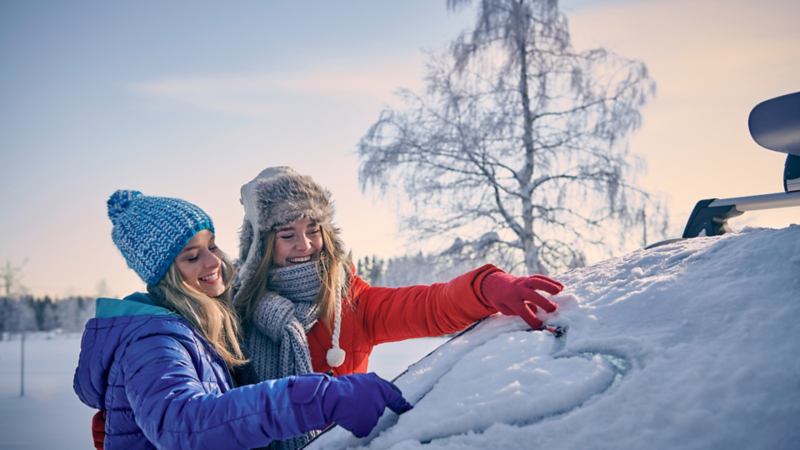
[242,261,322,450]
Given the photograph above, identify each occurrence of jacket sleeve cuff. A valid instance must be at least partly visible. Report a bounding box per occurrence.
[453,263,503,315]
[288,374,329,431]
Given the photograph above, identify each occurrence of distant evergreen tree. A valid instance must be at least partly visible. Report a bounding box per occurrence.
[356,255,385,285]
[0,295,95,336]
[0,296,37,333]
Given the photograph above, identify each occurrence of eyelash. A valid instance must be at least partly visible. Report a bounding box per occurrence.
[186,246,218,262]
[279,229,319,240]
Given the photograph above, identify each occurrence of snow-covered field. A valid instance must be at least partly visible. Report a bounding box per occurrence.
[0,329,445,449]
[309,225,800,450]
[0,332,96,450]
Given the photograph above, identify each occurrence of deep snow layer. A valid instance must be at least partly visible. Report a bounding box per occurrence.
[308,225,800,449]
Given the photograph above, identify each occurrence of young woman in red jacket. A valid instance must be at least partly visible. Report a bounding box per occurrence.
[232,167,564,450]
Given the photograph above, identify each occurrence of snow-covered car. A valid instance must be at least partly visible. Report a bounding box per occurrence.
[304,94,800,449]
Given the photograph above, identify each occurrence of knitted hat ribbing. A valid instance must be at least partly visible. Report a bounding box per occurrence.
[108,190,214,285]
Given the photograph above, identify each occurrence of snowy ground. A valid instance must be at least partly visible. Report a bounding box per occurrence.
[0,332,96,450]
[308,225,800,450]
[0,329,445,450]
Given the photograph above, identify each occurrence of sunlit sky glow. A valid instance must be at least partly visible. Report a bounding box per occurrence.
[1,0,797,298]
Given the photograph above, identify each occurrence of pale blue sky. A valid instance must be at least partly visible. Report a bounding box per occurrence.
[1,0,798,298]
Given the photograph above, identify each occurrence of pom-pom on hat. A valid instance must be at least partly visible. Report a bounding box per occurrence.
[108,190,214,285]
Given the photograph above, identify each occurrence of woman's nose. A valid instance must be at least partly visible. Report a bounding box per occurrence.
[295,236,311,251]
[203,250,222,268]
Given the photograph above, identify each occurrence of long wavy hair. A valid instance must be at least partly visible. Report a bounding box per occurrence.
[150,253,247,369]
[234,225,350,332]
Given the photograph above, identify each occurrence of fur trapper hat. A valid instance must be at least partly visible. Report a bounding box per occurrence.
[235,166,346,288]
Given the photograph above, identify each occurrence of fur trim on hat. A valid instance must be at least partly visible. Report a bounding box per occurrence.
[248,166,334,233]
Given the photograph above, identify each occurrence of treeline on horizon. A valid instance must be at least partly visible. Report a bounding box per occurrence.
[0,296,95,336]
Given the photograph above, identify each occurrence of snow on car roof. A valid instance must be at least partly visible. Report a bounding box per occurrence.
[306,224,800,449]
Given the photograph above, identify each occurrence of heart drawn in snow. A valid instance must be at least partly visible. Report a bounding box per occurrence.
[386,331,627,445]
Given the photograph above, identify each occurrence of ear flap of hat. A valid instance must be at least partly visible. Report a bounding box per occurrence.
[323,224,346,266]
[322,223,352,303]
[233,219,260,295]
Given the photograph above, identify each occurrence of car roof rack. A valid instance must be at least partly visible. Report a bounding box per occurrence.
[649,92,800,248]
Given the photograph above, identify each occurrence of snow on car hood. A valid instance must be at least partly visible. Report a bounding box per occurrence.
[306,225,800,450]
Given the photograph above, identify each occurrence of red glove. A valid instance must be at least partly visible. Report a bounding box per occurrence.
[481,273,563,329]
[91,410,106,450]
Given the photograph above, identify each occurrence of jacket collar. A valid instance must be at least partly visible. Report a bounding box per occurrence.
[95,292,180,319]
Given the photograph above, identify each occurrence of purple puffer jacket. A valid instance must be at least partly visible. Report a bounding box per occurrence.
[73,293,328,450]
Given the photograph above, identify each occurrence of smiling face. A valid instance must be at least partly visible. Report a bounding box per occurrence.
[174,229,225,297]
[272,218,324,267]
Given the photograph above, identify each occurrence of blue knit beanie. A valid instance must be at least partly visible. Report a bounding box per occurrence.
[107,190,215,285]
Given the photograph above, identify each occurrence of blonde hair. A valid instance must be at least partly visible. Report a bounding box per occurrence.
[152,253,247,369]
[234,226,349,331]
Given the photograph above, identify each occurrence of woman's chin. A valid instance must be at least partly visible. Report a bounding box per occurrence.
[199,283,225,298]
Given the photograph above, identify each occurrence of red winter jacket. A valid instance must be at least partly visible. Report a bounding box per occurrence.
[308,264,500,375]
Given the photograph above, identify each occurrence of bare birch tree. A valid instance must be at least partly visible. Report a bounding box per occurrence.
[358,0,666,275]
[1,258,28,297]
